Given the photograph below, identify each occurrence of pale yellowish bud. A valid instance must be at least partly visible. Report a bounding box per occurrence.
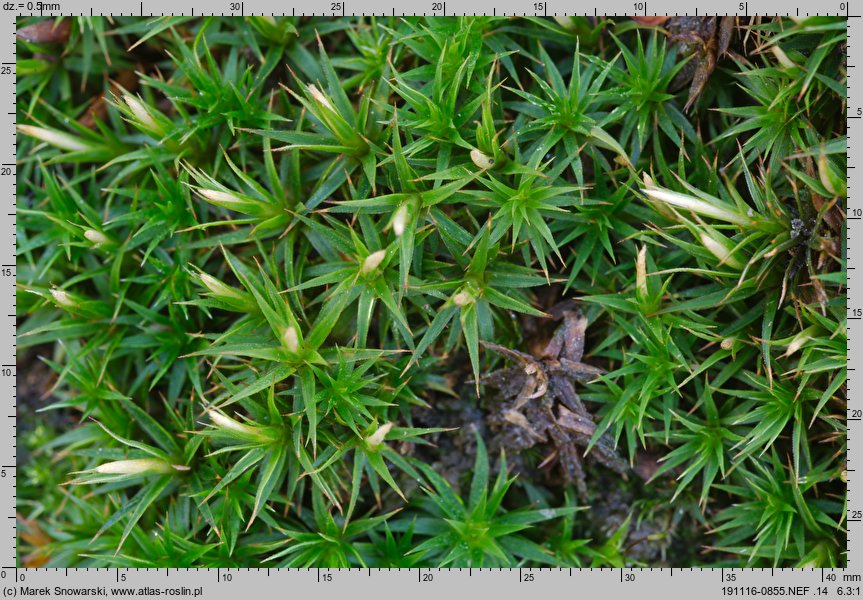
[470,148,495,170]
[17,124,91,152]
[198,189,245,207]
[553,16,576,30]
[307,84,334,112]
[392,204,408,237]
[784,326,818,357]
[282,326,300,353]
[819,158,837,196]
[84,229,109,246]
[642,174,749,227]
[720,337,735,351]
[366,422,393,448]
[770,46,796,69]
[199,272,243,300]
[124,94,162,135]
[818,153,844,196]
[93,458,175,475]
[208,410,261,437]
[699,232,744,270]
[50,287,74,308]
[784,337,808,357]
[453,290,475,307]
[635,245,648,301]
[195,188,266,217]
[361,250,386,275]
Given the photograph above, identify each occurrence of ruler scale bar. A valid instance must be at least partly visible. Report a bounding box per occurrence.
[5,0,13,576]
[850,7,858,578]
[1,2,861,15]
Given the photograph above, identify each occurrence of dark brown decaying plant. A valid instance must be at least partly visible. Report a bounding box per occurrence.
[482,304,629,499]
